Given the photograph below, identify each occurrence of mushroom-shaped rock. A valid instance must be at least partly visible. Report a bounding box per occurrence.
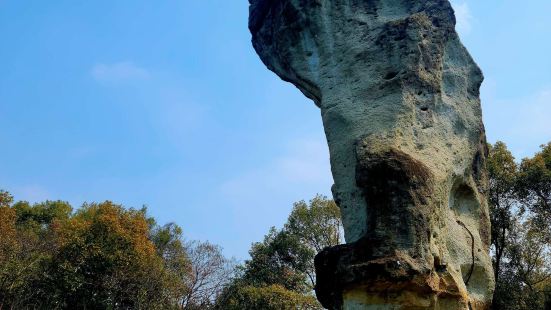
[249,1,495,309]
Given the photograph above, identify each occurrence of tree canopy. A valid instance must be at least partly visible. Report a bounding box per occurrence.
[0,195,233,309]
[488,142,551,310]
[216,195,341,309]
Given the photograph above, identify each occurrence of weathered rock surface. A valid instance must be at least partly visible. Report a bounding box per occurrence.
[249,0,495,309]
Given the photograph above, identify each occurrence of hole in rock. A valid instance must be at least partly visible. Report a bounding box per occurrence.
[384,71,399,80]
[449,183,479,218]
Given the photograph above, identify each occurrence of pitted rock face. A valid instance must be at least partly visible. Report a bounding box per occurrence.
[249,0,495,309]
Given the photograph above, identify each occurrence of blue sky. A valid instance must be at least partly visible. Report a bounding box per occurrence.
[0,1,549,260]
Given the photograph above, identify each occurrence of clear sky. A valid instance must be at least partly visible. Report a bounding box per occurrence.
[0,1,550,260]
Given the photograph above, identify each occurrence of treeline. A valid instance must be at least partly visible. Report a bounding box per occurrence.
[0,194,340,309]
[1,141,550,309]
[0,198,235,309]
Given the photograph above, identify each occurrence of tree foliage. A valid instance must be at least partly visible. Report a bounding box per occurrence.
[216,195,341,309]
[488,142,519,285]
[488,142,551,310]
[221,284,320,310]
[0,195,233,309]
[44,202,170,308]
[518,142,551,230]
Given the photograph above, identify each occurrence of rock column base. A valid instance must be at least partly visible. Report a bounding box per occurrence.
[314,238,478,310]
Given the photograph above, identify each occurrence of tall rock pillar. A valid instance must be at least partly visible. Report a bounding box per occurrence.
[248,1,495,309]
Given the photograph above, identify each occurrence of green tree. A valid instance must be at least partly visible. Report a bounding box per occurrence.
[13,200,72,228]
[487,141,519,285]
[241,227,312,293]
[216,195,341,309]
[220,284,321,310]
[285,196,342,286]
[495,219,550,310]
[286,196,342,253]
[488,142,551,310]
[151,222,191,305]
[518,142,551,230]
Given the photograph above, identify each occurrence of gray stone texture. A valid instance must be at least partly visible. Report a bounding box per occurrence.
[249,0,495,309]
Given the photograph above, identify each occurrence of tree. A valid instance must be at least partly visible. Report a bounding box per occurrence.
[12,200,72,228]
[220,284,321,310]
[179,240,235,309]
[241,228,313,293]
[494,219,550,310]
[42,201,173,309]
[150,222,191,304]
[286,196,343,253]
[0,192,16,264]
[216,195,341,309]
[518,143,551,231]
[285,195,342,286]
[487,142,519,285]
[0,192,19,308]
[488,142,551,310]
[0,193,63,308]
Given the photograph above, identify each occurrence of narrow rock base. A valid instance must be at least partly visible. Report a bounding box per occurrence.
[315,238,488,310]
[343,289,469,310]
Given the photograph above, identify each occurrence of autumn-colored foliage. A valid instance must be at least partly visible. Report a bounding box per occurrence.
[0,195,233,309]
[44,202,167,308]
